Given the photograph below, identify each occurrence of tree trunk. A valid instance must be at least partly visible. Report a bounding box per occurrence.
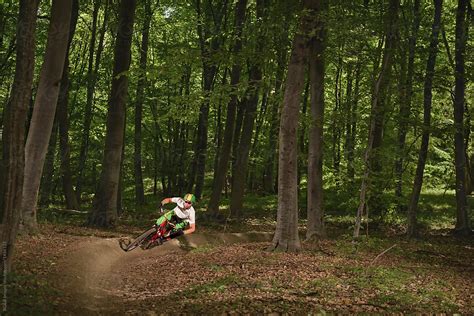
[229,0,265,218]
[207,0,248,215]
[395,0,421,209]
[306,0,326,240]
[346,63,361,182]
[77,0,109,203]
[0,0,40,273]
[269,0,315,252]
[21,0,73,232]
[212,69,228,181]
[134,0,152,206]
[88,0,137,227]
[354,0,399,238]
[58,0,79,211]
[192,0,228,199]
[407,0,442,238]
[453,0,471,235]
[39,120,58,206]
[297,80,309,187]
[332,53,343,179]
[263,13,290,194]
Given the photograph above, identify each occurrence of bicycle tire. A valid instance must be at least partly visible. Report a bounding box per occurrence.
[123,227,156,252]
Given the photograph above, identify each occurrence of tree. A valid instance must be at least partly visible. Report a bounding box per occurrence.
[229,0,266,218]
[88,0,137,227]
[0,0,40,273]
[134,0,152,206]
[269,0,315,252]
[76,0,109,203]
[306,0,327,240]
[407,0,443,238]
[354,0,400,238]
[57,0,80,211]
[395,0,421,208]
[452,0,471,235]
[263,3,291,194]
[207,0,248,216]
[21,0,73,232]
[191,0,229,199]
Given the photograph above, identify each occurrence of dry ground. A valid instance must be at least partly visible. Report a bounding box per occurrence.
[7,223,474,314]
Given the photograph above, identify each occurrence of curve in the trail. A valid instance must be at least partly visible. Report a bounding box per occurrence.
[54,232,273,314]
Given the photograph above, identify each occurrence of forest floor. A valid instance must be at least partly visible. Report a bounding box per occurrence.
[7,218,474,315]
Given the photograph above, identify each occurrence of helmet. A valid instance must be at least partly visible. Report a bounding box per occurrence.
[184,193,196,204]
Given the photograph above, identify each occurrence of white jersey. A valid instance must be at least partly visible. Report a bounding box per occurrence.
[171,197,196,224]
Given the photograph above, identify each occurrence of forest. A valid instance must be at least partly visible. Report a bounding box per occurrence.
[0,0,473,314]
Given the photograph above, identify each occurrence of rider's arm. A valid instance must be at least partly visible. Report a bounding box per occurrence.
[161,197,172,205]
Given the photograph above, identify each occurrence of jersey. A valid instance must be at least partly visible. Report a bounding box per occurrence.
[170,197,196,225]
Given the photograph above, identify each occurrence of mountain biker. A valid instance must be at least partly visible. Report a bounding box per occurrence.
[155,193,196,243]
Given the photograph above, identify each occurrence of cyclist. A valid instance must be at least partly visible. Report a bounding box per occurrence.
[155,193,196,243]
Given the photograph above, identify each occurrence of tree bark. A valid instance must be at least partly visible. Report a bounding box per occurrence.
[207,0,248,215]
[39,120,58,206]
[269,0,315,252]
[134,0,152,206]
[57,0,79,211]
[354,0,399,238]
[407,0,442,238]
[0,0,40,273]
[453,0,471,235]
[307,0,326,240]
[21,0,73,232]
[88,0,137,227]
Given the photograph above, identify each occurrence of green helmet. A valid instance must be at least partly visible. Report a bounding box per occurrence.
[184,193,196,204]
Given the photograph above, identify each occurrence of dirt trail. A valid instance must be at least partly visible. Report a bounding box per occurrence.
[54,232,273,314]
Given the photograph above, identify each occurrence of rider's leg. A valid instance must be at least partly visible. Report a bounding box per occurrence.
[155,211,175,227]
[166,229,184,240]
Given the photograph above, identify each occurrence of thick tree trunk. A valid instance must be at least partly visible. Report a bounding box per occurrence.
[0,0,39,273]
[58,0,79,211]
[208,0,248,215]
[407,0,442,238]
[88,0,137,227]
[229,0,265,218]
[306,0,326,240]
[395,0,421,208]
[354,0,399,238]
[21,0,73,232]
[453,0,471,235]
[77,0,109,203]
[134,0,152,206]
[269,0,315,252]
